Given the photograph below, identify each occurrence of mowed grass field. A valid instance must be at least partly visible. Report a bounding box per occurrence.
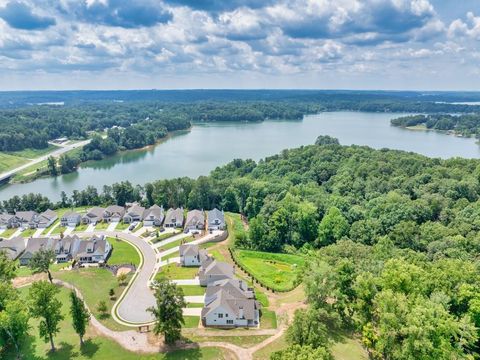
[6,285,228,360]
[234,250,305,291]
[107,237,141,266]
[0,145,59,173]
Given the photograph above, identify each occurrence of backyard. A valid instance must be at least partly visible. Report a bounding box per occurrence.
[157,263,199,280]
[107,237,141,266]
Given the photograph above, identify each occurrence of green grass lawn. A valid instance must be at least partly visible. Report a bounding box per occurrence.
[151,230,179,243]
[0,152,29,173]
[260,309,277,329]
[20,227,36,237]
[226,212,248,246]
[115,222,130,231]
[255,289,269,307]
[74,223,89,232]
[1,227,19,238]
[234,249,305,292]
[161,250,179,261]
[157,263,199,280]
[95,221,109,230]
[8,286,227,360]
[186,303,204,308]
[107,237,141,266]
[41,219,59,235]
[7,144,59,159]
[209,249,226,262]
[253,332,288,359]
[183,316,200,328]
[187,335,270,349]
[178,285,206,296]
[331,335,368,360]
[53,267,129,331]
[133,222,143,232]
[51,225,67,235]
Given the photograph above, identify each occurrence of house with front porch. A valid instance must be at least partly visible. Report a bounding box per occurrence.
[15,211,39,229]
[164,208,184,228]
[103,205,125,223]
[61,211,82,227]
[207,208,225,231]
[75,235,111,264]
[143,205,164,227]
[123,204,145,223]
[82,207,104,225]
[185,210,205,232]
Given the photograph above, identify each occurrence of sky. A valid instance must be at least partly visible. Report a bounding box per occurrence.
[0,0,479,91]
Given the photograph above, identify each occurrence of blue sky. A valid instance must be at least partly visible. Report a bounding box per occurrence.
[0,0,479,90]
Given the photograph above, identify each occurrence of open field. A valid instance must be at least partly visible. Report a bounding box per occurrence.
[233,249,305,292]
[53,267,130,331]
[157,263,199,280]
[6,286,228,360]
[0,145,59,173]
[107,237,141,266]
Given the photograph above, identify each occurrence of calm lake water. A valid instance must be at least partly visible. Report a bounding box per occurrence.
[1,111,479,201]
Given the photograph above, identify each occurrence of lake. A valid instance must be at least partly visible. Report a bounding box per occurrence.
[1,111,479,201]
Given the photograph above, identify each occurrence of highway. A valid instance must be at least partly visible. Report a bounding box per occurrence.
[0,139,91,183]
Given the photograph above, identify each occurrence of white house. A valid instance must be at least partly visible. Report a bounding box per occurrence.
[207,208,225,231]
[35,209,57,228]
[179,244,209,266]
[201,288,260,328]
[61,211,82,227]
[143,205,164,227]
[75,235,111,264]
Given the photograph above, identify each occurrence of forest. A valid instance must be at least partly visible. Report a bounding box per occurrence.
[2,136,480,358]
[391,113,480,137]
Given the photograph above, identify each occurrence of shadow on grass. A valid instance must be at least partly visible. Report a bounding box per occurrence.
[80,339,99,358]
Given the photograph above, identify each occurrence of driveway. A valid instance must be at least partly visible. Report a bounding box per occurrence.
[185,295,205,303]
[9,228,23,239]
[86,223,96,232]
[183,308,202,316]
[64,226,75,235]
[107,222,118,232]
[33,228,44,237]
[152,232,191,250]
[172,278,200,286]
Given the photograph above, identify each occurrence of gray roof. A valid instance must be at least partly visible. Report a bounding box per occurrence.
[0,213,16,222]
[21,237,56,259]
[208,208,225,225]
[84,207,104,219]
[125,204,145,217]
[165,208,184,224]
[202,288,259,320]
[143,205,164,220]
[62,211,81,219]
[200,260,234,278]
[104,205,125,217]
[16,211,38,222]
[180,244,199,257]
[40,209,57,221]
[205,278,253,301]
[76,235,109,258]
[185,210,205,227]
[0,236,26,260]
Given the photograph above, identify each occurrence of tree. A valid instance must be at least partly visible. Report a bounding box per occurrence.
[147,278,186,344]
[96,300,108,319]
[117,273,127,286]
[109,288,115,300]
[317,207,349,247]
[0,251,17,282]
[28,281,63,352]
[69,291,90,346]
[47,156,58,176]
[0,299,30,357]
[271,344,333,360]
[286,309,330,349]
[315,135,340,146]
[28,248,55,283]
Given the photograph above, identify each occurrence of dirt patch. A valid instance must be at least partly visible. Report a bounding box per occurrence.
[116,267,132,277]
[13,273,46,288]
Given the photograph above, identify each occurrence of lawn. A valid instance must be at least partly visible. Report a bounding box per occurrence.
[20,227,36,237]
[73,223,89,232]
[226,212,248,246]
[186,303,204,308]
[157,236,194,252]
[133,222,143,232]
[234,249,305,292]
[187,335,270,348]
[331,336,368,360]
[53,267,129,331]
[161,250,179,261]
[209,249,226,262]
[260,309,277,329]
[107,237,141,266]
[157,263,199,280]
[183,315,200,328]
[253,332,288,359]
[8,144,59,159]
[41,219,59,235]
[1,227,19,238]
[51,225,67,235]
[8,286,228,360]
[0,152,29,173]
[178,285,206,296]
[95,221,109,230]
[151,230,179,243]
[115,222,130,231]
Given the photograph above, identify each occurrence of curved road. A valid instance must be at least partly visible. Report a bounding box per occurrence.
[89,231,157,325]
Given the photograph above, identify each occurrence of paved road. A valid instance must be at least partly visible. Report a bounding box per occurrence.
[92,231,157,325]
[0,139,91,182]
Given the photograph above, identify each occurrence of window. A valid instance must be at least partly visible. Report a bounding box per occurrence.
[218,314,223,318]
[227,320,234,324]
[225,314,228,317]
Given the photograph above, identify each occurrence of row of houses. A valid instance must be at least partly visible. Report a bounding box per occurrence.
[0,210,57,229]
[0,234,111,266]
[178,244,261,328]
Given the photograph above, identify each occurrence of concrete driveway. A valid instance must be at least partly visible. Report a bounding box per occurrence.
[107,222,118,232]
[185,295,205,303]
[86,223,96,232]
[172,278,200,286]
[183,308,202,316]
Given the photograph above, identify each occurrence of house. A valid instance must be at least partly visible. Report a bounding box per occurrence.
[15,211,39,229]
[75,235,111,264]
[35,209,57,228]
[103,205,125,223]
[123,204,145,223]
[199,260,235,286]
[82,207,104,225]
[0,236,26,260]
[179,244,209,266]
[207,208,225,231]
[143,205,164,227]
[201,288,260,328]
[61,211,82,227]
[0,213,19,229]
[185,210,205,232]
[164,208,184,228]
[204,278,255,304]
[18,237,56,266]
[54,235,80,262]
